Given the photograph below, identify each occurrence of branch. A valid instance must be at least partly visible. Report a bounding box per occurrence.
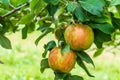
[0,2,29,19]
[9,3,15,9]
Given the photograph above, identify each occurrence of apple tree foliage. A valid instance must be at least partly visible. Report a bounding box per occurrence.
[0,0,120,80]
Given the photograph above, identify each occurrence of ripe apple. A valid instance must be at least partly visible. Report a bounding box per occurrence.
[64,24,94,51]
[48,47,76,73]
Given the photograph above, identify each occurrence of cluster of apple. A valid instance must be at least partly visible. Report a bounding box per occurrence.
[48,24,94,73]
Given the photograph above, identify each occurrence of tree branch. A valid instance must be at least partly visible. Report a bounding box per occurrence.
[9,3,15,9]
[0,2,29,19]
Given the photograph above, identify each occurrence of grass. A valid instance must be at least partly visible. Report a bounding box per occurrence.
[0,32,120,80]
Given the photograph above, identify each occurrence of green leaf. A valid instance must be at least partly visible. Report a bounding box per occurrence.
[69,75,83,80]
[74,6,87,22]
[19,13,35,24]
[27,22,35,33]
[116,5,120,16]
[89,23,115,34]
[43,0,59,5]
[30,0,47,15]
[10,0,28,7]
[54,6,65,19]
[0,60,4,64]
[77,51,95,68]
[54,71,66,80]
[42,40,56,58]
[110,0,120,6]
[54,28,63,40]
[76,56,94,77]
[0,0,10,7]
[0,20,9,34]
[47,4,59,17]
[93,48,104,57]
[111,17,120,30]
[37,26,49,31]
[22,26,28,39]
[61,44,70,54]
[79,0,105,16]
[89,15,111,23]
[35,28,54,45]
[0,35,12,49]
[0,8,8,16]
[67,2,78,12]
[37,19,52,32]
[94,30,111,48]
[30,0,39,11]
[40,58,49,73]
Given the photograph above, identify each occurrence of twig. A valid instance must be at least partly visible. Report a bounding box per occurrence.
[9,4,15,9]
[0,2,29,19]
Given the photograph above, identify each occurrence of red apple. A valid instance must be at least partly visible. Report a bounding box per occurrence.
[48,47,76,73]
[64,24,94,51]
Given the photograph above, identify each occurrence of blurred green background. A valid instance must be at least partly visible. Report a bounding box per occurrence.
[0,32,120,80]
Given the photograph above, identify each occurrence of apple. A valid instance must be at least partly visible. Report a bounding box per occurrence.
[64,24,94,51]
[48,47,76,73]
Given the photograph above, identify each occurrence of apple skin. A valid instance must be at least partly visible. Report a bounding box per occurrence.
[64,24,94,51]
[48,47,76,73]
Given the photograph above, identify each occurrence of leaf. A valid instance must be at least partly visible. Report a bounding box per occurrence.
[110,0,120,6]
[54,71,66,80]
[40,58,49,73]
[61,44,70,54]
[19,13,35,24]
[10,0,28,7]
[37,19,52,32]
[30,0,39,11]
[67,2,78,13]
[69,75,83,80]
[93,48,104,57]
[54,6,65,19]
[94,30,111,48]
[0,8,8,16]
[30,0,47,15]
[111,17,120,30]
[89,23,115,34]
[77,51,95,68]
[0,60,4,64]
[43,0,59,5]
[37,26,49,31]
[89,15,111,23]
[47,4,59,17]
[0,35,12,49]
[35,28,54,45]
[27,22,35,33]
[79,0,105,16]
[0,20,9,34]
[74,6,87,22]
[10,0,29,7]
[42,40,56,58]
[0,0,10,7]
[22,26,28,39]
[76,56,94,77]
[116,5,120,16]
[54,28,63,40]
